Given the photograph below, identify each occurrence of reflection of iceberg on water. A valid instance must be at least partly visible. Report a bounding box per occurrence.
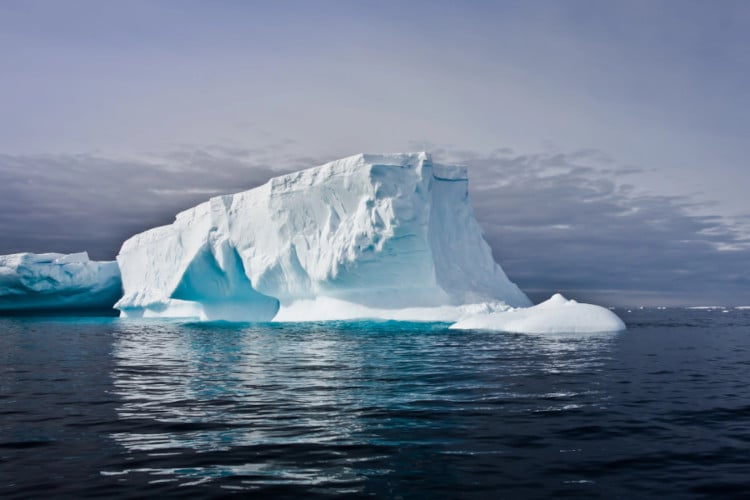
[107,322,370,487]
[105,319,618,488]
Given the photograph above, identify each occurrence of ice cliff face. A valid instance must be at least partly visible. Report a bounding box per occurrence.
[0,252,122,312]
[115,152,530,321]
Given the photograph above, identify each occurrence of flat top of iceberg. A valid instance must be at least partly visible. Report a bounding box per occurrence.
[260,152,468,196]
[0,251,90,266]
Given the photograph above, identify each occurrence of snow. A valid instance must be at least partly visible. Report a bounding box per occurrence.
[115,152,530,321]
[0,252,122,311]
[450,293,626,333]
[273,297,512,322]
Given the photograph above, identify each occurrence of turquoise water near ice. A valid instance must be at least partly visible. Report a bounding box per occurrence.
[2,309,750,497]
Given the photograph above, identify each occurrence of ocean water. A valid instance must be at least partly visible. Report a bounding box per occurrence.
[1,308,749,498]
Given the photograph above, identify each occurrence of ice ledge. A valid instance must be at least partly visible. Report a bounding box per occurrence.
[450,293,626,333]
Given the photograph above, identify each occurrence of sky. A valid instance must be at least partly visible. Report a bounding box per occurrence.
[0,0,748,306]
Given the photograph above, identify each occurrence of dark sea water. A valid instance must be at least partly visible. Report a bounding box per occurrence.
[2,308,750,498]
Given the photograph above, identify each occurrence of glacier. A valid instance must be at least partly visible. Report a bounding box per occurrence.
[0,252,122,312]
[450,293,626,333]
[115,152,531,321]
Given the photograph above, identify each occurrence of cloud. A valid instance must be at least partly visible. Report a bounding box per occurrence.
[0,146,747,306]
[0,150,289,259]
[450,149,750,305]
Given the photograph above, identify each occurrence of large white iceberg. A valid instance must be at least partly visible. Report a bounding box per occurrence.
[115,152,531,321]
[0,252,122,312]
[450,293,626,333]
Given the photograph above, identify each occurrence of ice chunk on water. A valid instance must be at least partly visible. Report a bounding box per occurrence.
[450,293,626,333]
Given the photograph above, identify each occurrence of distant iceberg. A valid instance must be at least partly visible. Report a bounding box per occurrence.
[115,152,531,321]
[0,252,121,312]
[450,293,626,333]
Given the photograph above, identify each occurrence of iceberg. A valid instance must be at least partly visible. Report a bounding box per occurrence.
[115,152,531,321]
[0,252,122,312]
[450,293,626,333]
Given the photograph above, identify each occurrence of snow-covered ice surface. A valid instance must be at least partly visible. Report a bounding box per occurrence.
[0,252,122,312]
[450,293,626,333]
[273,297,513,323]
[115,152,530,321]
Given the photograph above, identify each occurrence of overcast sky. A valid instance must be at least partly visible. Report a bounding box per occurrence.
[1,0,748,305]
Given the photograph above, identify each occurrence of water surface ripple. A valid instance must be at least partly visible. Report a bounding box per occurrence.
[1,309,750,497]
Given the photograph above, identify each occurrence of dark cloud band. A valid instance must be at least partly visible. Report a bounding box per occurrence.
[0,147,746,306]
